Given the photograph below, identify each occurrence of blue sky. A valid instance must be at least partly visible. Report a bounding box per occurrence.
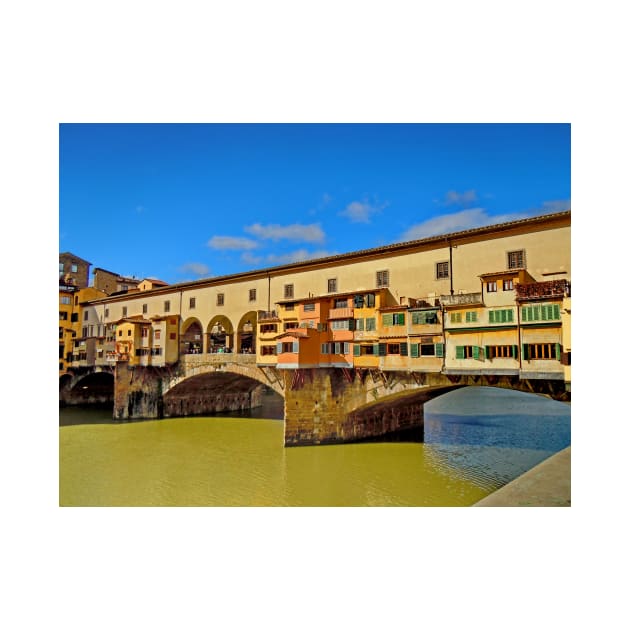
[59,123,570,284]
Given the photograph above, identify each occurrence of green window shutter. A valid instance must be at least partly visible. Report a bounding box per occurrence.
[522,344,529,360]
[489,311,495,324]
[400,342,408,356]
[472,346,480,360]
[410,343,419,358]
[435,343,444,357]
[412,312,421,325]
[451,312,461,324]
[456,346,465,359]
[533,305,540,320]
[507,309,514,322]
[292,342,299,353]
[366,317,376,331]
[353,344,360,357]
[382,313,393,326]
[553,304,560,320]
[349,319,355,331]
[378,343,387,356]
[355,318,364,331]
[521,307,527,322]
[277,342,282,354]
[541,305,549,321]
[512,344,518,359]
[485,346,492,360]
[466,311,472,323]
[555,343,561,361]
[398,313,405,325]
[373,343,379,354]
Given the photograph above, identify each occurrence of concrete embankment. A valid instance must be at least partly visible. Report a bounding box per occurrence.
[474,446,571,507]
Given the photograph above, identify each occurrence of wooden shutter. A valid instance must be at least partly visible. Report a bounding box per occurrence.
[435,343,444,357]
[553,304,560,320]
[353,344,361,356]
[355,318,364,331]
[410,343,419,358]
[382,313,393,326]
[400,342,408,356]
[292,342,299,353]
[555,343,561,361]
[472,346,480,360]
[378,343,387,356]
[512,344,518,359]
[456,346,465,359]
[276,342,282,354]
[489,311,495,324]
[521,344,529,360]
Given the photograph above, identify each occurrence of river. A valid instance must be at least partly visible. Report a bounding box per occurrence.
[59,386,570,506]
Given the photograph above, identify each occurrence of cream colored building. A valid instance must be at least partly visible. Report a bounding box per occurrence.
[78,211,570,386]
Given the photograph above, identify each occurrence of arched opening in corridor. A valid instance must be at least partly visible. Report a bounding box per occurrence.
[207,315,234,353]
[236,311,257,354]
[181,318,204,354]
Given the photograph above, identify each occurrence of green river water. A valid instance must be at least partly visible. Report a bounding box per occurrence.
[59,387,570,507]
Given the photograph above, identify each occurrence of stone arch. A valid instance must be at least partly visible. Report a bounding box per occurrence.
[236,311,258,355]
[62,370,115,406]
[161,370,281,418]
[206,315,235,353]
[181,317,204,354]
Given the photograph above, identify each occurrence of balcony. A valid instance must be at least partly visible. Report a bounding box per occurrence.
[440,292,483,307]
[329,307,354,320]
[516,280,570,301]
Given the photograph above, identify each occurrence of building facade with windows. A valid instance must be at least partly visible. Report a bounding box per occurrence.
[73,211,571,388]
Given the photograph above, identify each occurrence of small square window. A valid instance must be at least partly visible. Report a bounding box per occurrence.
[328,278,337,293]
[284,284,294,299]
[217,293,224,306]
[190,297,196,309]
[376,270,389,288]
[164,300,170,313]
[71,263,78,273]
[436,262,450,279]
[503,279,514,291]
[486,281,497,292]
[249,289,256,302]
[507,250,525,269]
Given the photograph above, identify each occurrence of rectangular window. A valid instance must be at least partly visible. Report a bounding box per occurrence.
[357,345,375,356]
[60,296,71,305]
[486,345,518,359]
[321,343,329,354]
[284,284,294,299]
[450,312,462,324]
[154,330,161,340]
[393,313,405,326]
[507,249,525,269]
[71,263,78,273]
[382,313,393,326]
[217,293,224,306]
[376,270,389,288]
[59,262,64,273]
[465,311,477,323]
[455,345,484,360]
[365,317,376,331]
[420,344,436,356]
[71,313,78,322]
[261,345,277,356]
[523,343,560,360]
[331,320,350,330]
[387,343,400,355]
[486,281,497,292]
[522,304,560,322]
[143,304,148,314]
[141,327,149,338]
[190,297,196,309]
[127,329,132,336]
[284,322,299,331]
[303,303,316,312]
[118,329,123,337]
[355,318,364,331]
[436,261,450,279]
[334,298,348,308]
[122,307,127,318]
[249,289,256,302]
[328,278,337,293]
[169,332,176,340]
[412,310,438,325]
[164,300,170,313]
[59,312,68,321]
[503,279,514,291]
[284,303,295,311]
[260,324,278,333]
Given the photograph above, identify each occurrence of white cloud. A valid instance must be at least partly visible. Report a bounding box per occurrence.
[178,262,210,276]
[339,199,387,224]
[266,249,337,265]
[241,252,263,266]
[400,208,536,241]
[540,199,571,213]
[207,235,259,250]
[443,189,478,206]
[244,222,325,244]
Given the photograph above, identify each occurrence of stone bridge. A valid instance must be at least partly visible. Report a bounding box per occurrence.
[57,354,566,446]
